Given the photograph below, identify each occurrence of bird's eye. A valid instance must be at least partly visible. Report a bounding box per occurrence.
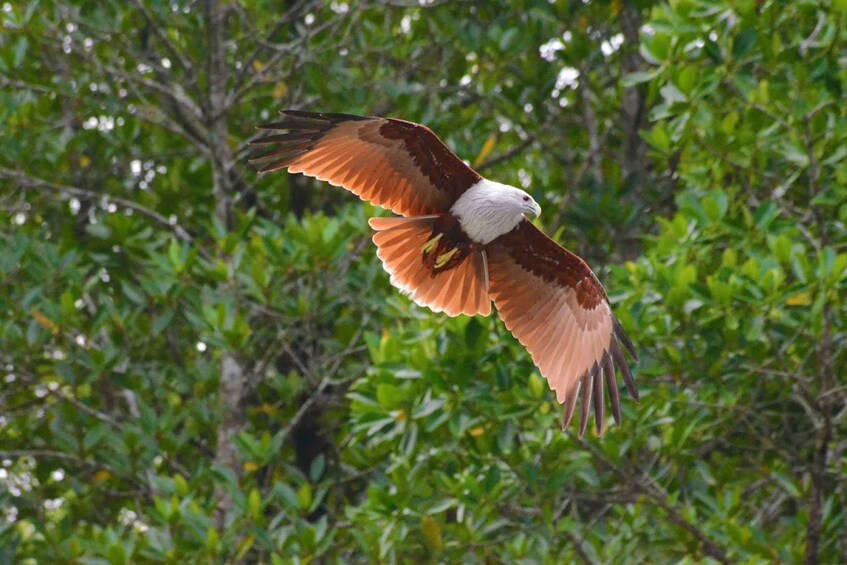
[522,196,529,202]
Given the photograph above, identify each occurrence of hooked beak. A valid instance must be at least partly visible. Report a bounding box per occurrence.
[529,200,542,217]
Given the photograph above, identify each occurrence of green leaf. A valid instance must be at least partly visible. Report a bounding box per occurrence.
[732,30,757,59]
[527,373,545,399]
[702,191,728,222]
[247,488,262,520]
[86,223,112,239]
[421,516,443,553]
[83,424,108,451]
[780,140,809,168]
[173,474,189,497]
[376,383,406,408]
[754,201,779,230]
[464,318,483,348]
[206,527,220,551]
[647,32,671,61]
[660,83,687,105]
[309,454,325,482]
[648,124,671,152]
[720,112,739,135]
[296,483,313,511]
[275,483,298,509]
[234,536,255,561]
[107,543,127,565]
[769,235,792,263]
[677,66,697,94]
[621,71,657,87]
[771,472,801,497]
[13,37,28,68]
[822,145,847,166]
[167,239,182,271]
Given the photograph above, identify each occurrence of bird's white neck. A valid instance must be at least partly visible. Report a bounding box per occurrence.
[450,179,538,245]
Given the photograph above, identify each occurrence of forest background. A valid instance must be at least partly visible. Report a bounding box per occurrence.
[1,0,846,562]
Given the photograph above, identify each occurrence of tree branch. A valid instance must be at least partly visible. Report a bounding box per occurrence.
[1,166,194,243]
[476,136,535,173]
[214,353,246,529]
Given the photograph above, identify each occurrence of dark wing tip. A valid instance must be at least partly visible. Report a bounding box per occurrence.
[561,381,580,432]
[280,109,322,119]
[613,317,638,362]
[611,339,639,403]
[250,111,374,170]
[578,370,594,439]
[562,364,607,438]
[603,352,621,427]
[554,324,638,435]
[592,362,605,435]
[249,148,308,167]
[256,119,324,132]
[277,109,371,123]
[250,114,331,170]
[256,110,344,134]
[257,162,290,174]
[249,132,319,146]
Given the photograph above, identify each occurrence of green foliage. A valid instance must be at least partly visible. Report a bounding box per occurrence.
[1,0,845,563]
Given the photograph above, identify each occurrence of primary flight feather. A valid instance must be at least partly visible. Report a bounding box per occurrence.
[251,110,639,437]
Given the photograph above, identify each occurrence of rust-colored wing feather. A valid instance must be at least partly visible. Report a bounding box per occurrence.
[250,111,481,217]
[487,220,638,437]
[369,216,491,318]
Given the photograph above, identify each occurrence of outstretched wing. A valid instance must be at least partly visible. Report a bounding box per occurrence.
[487,220,639,438]
[250,111,481,217]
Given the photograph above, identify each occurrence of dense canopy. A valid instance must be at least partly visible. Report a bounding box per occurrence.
[1,1,845,563]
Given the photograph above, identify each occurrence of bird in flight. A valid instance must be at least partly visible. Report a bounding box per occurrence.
[251,111,638,437]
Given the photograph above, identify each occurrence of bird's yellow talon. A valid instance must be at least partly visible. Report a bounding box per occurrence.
[434,248,458,269]
[422,233,443,255]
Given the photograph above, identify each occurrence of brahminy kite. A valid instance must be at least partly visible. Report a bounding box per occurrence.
[251,111,638,437]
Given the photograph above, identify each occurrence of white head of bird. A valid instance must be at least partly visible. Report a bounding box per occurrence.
[451,179,542,245]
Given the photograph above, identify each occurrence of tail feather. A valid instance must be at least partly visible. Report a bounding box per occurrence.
[370,216,491,317]
[465,252,485,313]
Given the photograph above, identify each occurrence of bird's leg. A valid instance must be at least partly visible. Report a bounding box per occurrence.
[421,214,474,275]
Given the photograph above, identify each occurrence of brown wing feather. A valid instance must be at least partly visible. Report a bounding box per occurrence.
[250,111,481,217]
[487,220,638,437]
